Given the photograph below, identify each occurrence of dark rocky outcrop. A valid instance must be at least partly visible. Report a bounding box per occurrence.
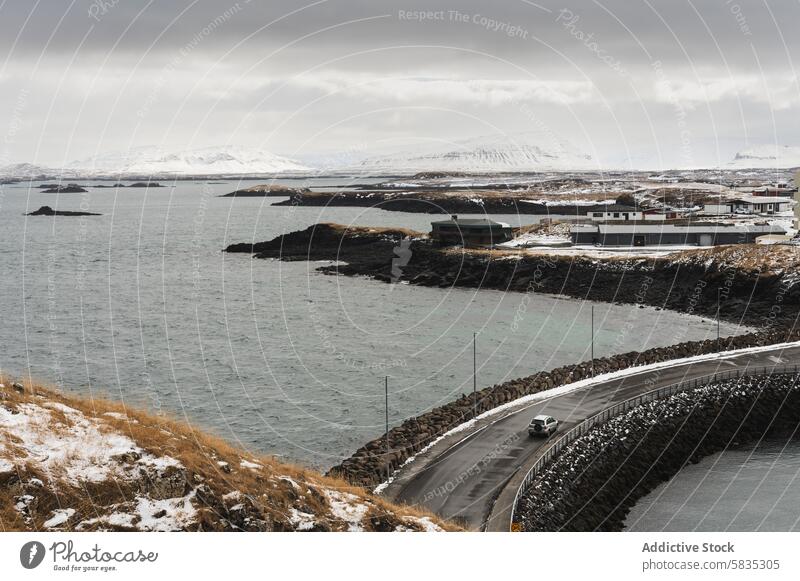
[221,185,310,197]
[271,190,616,215]
[225,223,423,264]
[41,184,88,193]
[26,205,101,217]
[516,373,800,531]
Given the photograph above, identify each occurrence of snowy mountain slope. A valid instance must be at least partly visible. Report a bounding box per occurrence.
[349,132,598,173]
[68,145,313,176]
[0,162,64,179]
[728,145,800,169]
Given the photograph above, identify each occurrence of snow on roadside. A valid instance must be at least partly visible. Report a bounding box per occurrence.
[373,340,800,493]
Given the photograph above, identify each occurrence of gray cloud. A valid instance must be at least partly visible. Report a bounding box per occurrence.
[1,0,798,167]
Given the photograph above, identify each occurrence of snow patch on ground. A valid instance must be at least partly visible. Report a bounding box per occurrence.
[240,459,262,470]
[77,491,198,531]
[289,508,316,531]
[0,401,182,485]
[279,476,300,490]
[323,489,369,532]
[43,508,76,529]
[402,516,445,532]
[0,457,13,474]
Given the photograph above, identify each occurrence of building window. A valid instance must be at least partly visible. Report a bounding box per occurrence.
[613,213,620,218]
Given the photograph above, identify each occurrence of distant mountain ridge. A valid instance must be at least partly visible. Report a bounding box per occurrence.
[728,145,800,169]
[68,145,313,176]
[349,132,598,173]
[3,139,800,178]
[0,146,312,179]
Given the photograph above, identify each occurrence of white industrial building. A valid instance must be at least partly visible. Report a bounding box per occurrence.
[571,221,786,247]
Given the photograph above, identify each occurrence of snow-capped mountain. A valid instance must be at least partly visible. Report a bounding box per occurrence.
[68,145,312,176]
[728,145,800,169]
[349,132,598,174]
[0,162,64,179]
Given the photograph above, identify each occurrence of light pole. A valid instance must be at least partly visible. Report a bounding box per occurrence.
[591,305,595,378]
[717,288,721,352]
[473,332,477,419]
[384,375,390,484]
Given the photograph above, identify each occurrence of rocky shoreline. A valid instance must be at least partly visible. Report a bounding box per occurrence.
[515,373,800,531]
[226,223,800,327]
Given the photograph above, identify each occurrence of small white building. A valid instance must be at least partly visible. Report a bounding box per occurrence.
[702,195,792,216]
[589,205,642,221]
[589,205,676,221]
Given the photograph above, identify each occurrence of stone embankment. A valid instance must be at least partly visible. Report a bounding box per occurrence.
[515,373,800,531]
[327,330,800,488]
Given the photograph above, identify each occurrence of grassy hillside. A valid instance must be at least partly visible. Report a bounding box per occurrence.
[0,377,459,532]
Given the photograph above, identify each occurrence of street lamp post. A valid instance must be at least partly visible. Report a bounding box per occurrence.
[717,288,721,352]
[473,332,477,419]
[384,376,389,484]
[591,305,595,378]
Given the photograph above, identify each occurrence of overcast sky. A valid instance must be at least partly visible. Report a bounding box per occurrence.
[1,0,798,168]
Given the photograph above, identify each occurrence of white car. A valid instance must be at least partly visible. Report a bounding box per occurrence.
[528,415,558,437]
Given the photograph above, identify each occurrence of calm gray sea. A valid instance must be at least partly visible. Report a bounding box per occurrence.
[0,179,745,470]
[626,439,800,532]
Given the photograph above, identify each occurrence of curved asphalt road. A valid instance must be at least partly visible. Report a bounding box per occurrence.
[394,344,800,531]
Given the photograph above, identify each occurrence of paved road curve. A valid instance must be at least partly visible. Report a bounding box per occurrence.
[394,344,800,531]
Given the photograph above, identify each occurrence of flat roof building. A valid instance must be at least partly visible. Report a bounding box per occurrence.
[571,221,786,247]
[430,216,513,246]
[703,196,792,216]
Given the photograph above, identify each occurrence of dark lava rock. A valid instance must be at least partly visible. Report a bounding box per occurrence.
[27,205,101,217]
[41,184,88,193]
[225,223,419,267]
[220,185,310,198]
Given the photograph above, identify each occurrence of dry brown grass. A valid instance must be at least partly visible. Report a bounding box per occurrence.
[320,222,426,239]
[0,377,461,532]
